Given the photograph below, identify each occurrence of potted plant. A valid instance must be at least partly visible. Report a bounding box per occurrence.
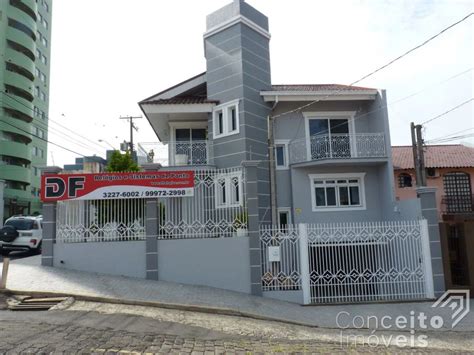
[233,211,248,237]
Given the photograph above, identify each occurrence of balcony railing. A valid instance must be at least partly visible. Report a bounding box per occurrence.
[168,140,210,166]
[289,133,386,164]
[441,195,474,215]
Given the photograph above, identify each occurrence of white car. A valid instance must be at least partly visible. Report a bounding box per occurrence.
[0,215,43,255]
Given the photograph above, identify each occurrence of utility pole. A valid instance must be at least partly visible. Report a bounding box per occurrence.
[119,115,142,162]
[415,124,427,187]
[410,122,426,187]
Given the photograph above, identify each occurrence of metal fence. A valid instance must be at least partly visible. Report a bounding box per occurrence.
[260,220,433,304]
[156,168,247,239]
[56,199,147,243]
[56,168,247,242]
[289,133,386,164]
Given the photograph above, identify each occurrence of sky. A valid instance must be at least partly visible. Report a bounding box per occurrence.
[47,0,474,167]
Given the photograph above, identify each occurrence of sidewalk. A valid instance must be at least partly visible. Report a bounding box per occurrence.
[2,256,473,332]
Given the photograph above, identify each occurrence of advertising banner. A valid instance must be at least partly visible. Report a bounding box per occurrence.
[41,171,195,202]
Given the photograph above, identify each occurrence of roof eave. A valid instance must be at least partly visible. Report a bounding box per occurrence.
[260,90,378,102]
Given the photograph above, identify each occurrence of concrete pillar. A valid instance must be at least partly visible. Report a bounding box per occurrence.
[0,179,4,227]
[417,187,446,297]
[142,163,161,280]
[242,161,262,296]
[40,166,62,267]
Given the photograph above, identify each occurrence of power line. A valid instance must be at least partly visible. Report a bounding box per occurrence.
[0,98,104,155]
[0,91,109,152]
[420,98,473,125]
[425,133,474,144]
[426,127,474,143]
[271,12,474,120]
[0,118,87,157]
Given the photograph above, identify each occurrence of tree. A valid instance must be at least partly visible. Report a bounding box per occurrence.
[106,150,139,172]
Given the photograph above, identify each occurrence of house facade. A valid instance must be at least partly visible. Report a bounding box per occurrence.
[393,144,474,294]
[38,0,444,305]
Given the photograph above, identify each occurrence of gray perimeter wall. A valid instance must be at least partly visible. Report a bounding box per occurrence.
[157,237,251,294]
[53,241,146,278]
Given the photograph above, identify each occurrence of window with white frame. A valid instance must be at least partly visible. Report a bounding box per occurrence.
[215,172,242,208]
[213,100,239,139]
[274,140,289,169]
[310,173,366,211]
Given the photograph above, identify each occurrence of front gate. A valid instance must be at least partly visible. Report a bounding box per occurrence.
[261,220,433,304]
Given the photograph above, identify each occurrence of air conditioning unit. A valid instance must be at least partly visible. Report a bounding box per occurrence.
[426,168,439,178]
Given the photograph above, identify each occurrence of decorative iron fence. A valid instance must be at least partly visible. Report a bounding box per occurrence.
[56,199,147,243]
[156,168,247,239]
[260,220,433,304]
[289,133,386,164]
[56,168,247,242]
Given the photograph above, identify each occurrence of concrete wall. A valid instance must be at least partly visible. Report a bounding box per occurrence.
[290,164,388,223]
[157,237,251,293]
[53,241,146,279]
[263,290,303,304]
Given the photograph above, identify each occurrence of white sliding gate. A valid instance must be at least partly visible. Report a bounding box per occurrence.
[260,220,433,304]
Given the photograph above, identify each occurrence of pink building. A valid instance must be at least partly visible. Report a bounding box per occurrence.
[392,144,474,293]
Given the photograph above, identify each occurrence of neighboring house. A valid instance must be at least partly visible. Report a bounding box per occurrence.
[393,144,474,220]
[393,144,474,293]
[0,0,52,218]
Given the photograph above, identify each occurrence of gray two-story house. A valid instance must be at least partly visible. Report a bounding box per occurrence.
[137,0,443,303]
[140,0,396,227]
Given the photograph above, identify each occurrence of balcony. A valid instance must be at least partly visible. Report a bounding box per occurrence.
[441,195,474,220]
[137,141,211,166]
[289,133,387,165]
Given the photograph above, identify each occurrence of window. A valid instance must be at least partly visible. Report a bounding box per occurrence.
[33,166,39,176]
[398,173,412,188]
[310,173,366,211]
[274,140,289,170]
[277,208,292,230]
[215,172,243,208]
[40,72,46,83]
[213,100,239,138]
[41,54,47,65]
[34,86,40,97]
[35,67,40,77]
[40,91,46,101]
[36,48,41,59]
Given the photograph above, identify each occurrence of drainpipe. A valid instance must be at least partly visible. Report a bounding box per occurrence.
[268,96,279,226]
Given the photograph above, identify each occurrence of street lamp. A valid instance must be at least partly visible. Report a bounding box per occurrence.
[98,139,115,150]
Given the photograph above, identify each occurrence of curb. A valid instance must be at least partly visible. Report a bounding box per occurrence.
[0,288,319,329]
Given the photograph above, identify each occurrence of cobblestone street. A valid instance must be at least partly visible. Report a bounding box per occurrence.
[0,307,466,354]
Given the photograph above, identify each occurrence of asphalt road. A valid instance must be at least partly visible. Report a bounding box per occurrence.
[0,307,446,354]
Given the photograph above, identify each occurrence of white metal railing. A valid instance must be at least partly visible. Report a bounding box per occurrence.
[136,141,211,166]
[260,220,432,304]
[168,140,210,166]
[156,168,247,239]
[56,199,146,243]
[289,133,386,164]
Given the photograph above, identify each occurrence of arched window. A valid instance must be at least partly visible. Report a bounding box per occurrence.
[398,173,412,188]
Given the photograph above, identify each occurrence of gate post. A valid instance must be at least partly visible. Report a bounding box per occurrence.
[417,186,445,297]
[142,164,162,280]
[242,161,262,296]
[420,219,435,298]
[40,166,62,267]
[298,223,310,305]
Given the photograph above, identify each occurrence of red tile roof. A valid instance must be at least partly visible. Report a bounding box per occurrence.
[392,145,474,169]
[141,97,219,105]
[269,84,377,92]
